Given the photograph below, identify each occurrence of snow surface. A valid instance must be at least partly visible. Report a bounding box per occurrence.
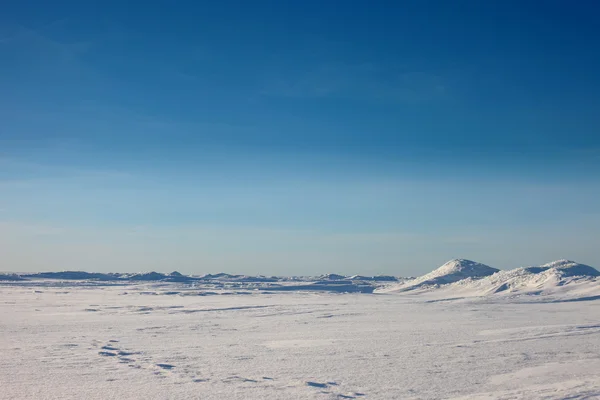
[2,259,600,399]
[376,259,600,302]
[379,259,500,292]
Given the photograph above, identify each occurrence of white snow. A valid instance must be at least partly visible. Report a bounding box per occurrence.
[378,259,499,293]
[446,259,600,298]
[1,259,600,399]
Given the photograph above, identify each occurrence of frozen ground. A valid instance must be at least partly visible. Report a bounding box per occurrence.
[1,261,600,399]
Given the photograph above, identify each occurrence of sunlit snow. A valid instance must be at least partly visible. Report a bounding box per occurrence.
[2,259,599,399]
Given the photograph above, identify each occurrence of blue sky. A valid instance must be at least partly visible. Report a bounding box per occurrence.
[1,1,600,275]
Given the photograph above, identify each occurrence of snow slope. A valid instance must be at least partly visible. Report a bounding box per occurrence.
[380,259,499,292]
[410,259,500,286]
[377,259,600,302]
[447,259,600,300]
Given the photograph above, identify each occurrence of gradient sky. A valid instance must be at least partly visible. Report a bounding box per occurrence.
[1,1,600,276]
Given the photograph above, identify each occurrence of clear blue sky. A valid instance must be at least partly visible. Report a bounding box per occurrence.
[1,1,599,275]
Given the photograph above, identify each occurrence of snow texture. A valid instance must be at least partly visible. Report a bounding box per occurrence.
[1,259,600,399]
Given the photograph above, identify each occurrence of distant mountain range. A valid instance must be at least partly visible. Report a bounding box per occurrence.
[2,259,599,300]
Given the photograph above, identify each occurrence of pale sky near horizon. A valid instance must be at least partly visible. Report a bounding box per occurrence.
[2,1,600,276]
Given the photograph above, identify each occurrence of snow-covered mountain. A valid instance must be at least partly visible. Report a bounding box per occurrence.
[382,259,499,292]
[377,259,600,301]
[449,259,600,297]
[415,259,499,285]
[529,259,599,278]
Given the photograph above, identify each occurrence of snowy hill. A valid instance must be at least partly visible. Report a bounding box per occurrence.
[382,259,499,292]
[121,272,168,281]
[415,259,499,285]
[449,259,600,298]
[0,273,25,281]
[528,259,599,277]
[200,273,242,280]
[21,271,118,281]
[317,273,347,281]
[377,259,600,301]
[347,275,399,282]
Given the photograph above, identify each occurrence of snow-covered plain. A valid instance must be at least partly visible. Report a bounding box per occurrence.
[2,260,600,399]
